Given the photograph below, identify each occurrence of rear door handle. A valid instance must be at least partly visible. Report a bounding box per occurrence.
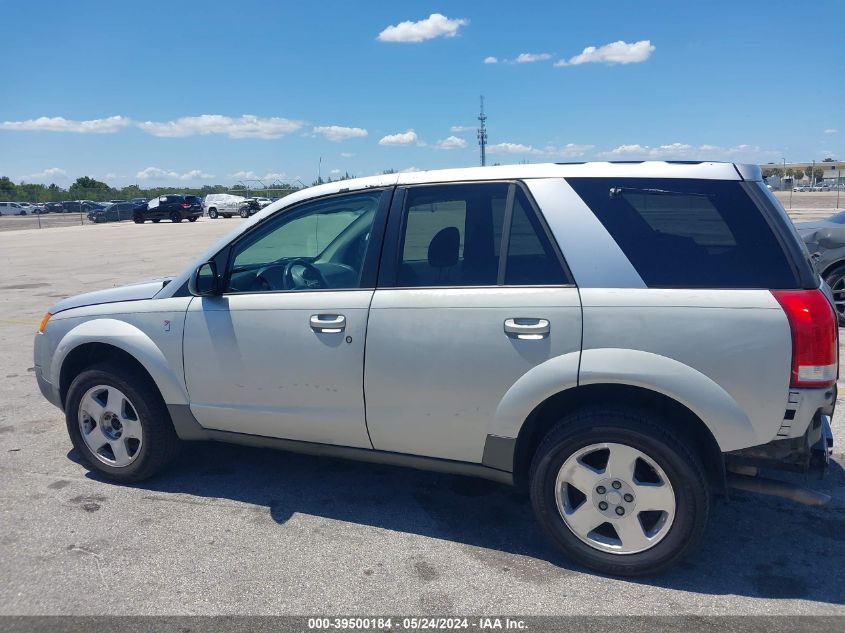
[310,314,346,333]
[504,318,549,340]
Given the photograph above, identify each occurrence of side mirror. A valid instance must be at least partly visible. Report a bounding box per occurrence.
[188,261,220,297]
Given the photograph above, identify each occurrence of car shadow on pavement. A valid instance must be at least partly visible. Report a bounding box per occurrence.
[76,441,845,603]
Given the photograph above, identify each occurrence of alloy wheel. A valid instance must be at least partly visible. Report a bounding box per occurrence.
[555,442,676,554]
[77,385,143,467]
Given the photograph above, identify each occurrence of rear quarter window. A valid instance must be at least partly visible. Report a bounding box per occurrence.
[566,177,799,289]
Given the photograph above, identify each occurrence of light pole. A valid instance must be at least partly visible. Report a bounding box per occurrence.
[785,158,792,209]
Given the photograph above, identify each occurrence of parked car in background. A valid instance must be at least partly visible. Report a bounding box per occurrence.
[203,193,246,219]
[133,194,202,223]
[796,209,845,324]
[793,185,810,192]
[34,162,835,576]
[61,201,82,213]
[43,202,64,213]
[812,183,832,192]
[87,202,136,223]
[0,202,28,215]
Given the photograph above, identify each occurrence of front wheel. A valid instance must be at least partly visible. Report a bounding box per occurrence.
[208,208,218,219]
[823,265,845,326]
[239,207,250,218]
[170,212,181,223]
[529,406,709,576]
[188,216,197,222]
[133,215,144,224]
[65,362,181,482]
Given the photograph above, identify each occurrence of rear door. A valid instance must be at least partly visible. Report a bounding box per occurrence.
[364,181,582,464]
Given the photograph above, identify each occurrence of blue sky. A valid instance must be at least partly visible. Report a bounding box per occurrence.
[1,0,842,187]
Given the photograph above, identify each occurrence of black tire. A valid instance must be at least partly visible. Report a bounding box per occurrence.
[529,406,709,576]
[133,215,144,224]
[239,207,249,218]
[208,208,218,219]
[188,216,198,222]
[170,212,182,223]
[65,362,181,483]
[822,265,845,326]
[152,219,160,223]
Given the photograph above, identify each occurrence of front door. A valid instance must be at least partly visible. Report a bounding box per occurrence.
[364,182,582,463]
[183,188,391,447]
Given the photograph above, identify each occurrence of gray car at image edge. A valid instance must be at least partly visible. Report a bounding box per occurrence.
[33,162,837,576]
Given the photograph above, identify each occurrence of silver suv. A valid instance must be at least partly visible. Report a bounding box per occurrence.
[34,162,836,575]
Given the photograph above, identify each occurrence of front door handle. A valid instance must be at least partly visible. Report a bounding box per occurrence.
[504,318,549,340]
[310,314,346,333]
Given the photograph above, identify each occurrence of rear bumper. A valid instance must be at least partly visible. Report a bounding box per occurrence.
[725,412,832,474]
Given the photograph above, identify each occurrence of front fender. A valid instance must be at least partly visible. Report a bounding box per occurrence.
[52,318,189,406]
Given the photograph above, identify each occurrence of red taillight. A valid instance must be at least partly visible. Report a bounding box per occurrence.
[772,289,838,388]
[180,203,190,209]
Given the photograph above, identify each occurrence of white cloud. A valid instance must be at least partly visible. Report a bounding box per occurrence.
[487,142,595,158]
[549,143,595,158]
[824,128,839,134]
[436,135,468,150]
[400,166,420,173]
[229,170,288,181]
[330,169,341,175]
[104,173,117,180]
[340,152,356,158]
[600,142,773,161]
[514,52,552,64]
[0,115,131,134]
[450,125,472,132]
[313,125,368,142]
[136,166,214,181]
[378,129,418,146]
[555,40,655,67]
[377,13,468,43]
[23,167,68,181]
[483,56,498,65]
[138,114,302,139]
[488,142,545,156]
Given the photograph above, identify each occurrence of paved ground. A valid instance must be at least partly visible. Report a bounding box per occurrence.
[0,218,844,615]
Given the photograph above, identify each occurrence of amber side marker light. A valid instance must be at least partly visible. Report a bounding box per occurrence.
[38,312,52,333]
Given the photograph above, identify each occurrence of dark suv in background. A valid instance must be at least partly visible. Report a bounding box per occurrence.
[133,195,203,224]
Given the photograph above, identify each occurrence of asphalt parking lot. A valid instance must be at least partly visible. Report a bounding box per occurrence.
[0,218,844,616]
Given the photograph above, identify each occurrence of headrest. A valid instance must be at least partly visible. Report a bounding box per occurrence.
[428,226,460,268]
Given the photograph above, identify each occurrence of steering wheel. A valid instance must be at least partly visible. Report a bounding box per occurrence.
[283,259,328,290]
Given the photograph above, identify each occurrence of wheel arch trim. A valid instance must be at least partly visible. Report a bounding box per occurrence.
[484,348,756,471]
[53,318,189,407]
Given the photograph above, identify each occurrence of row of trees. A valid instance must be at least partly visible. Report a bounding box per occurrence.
[0,176,301,203]
[762,158,839,183]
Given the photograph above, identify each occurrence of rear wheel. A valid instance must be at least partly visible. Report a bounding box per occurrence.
[133,214,144,224]
[65,362,181,482]
[239,207,249,218]
[152,219,160,223]
[208,208,218,219]
[529,406,709,576]
[170,212,182,223]
[188,216,197,222]
[823,265,845,326]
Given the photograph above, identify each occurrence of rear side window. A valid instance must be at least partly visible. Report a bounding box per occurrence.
[566,177,798,288]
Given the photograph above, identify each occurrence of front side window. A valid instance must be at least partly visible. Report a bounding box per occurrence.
[226,191,382,293]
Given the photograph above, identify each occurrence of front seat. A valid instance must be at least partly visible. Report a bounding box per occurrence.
[428,226,460,283]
